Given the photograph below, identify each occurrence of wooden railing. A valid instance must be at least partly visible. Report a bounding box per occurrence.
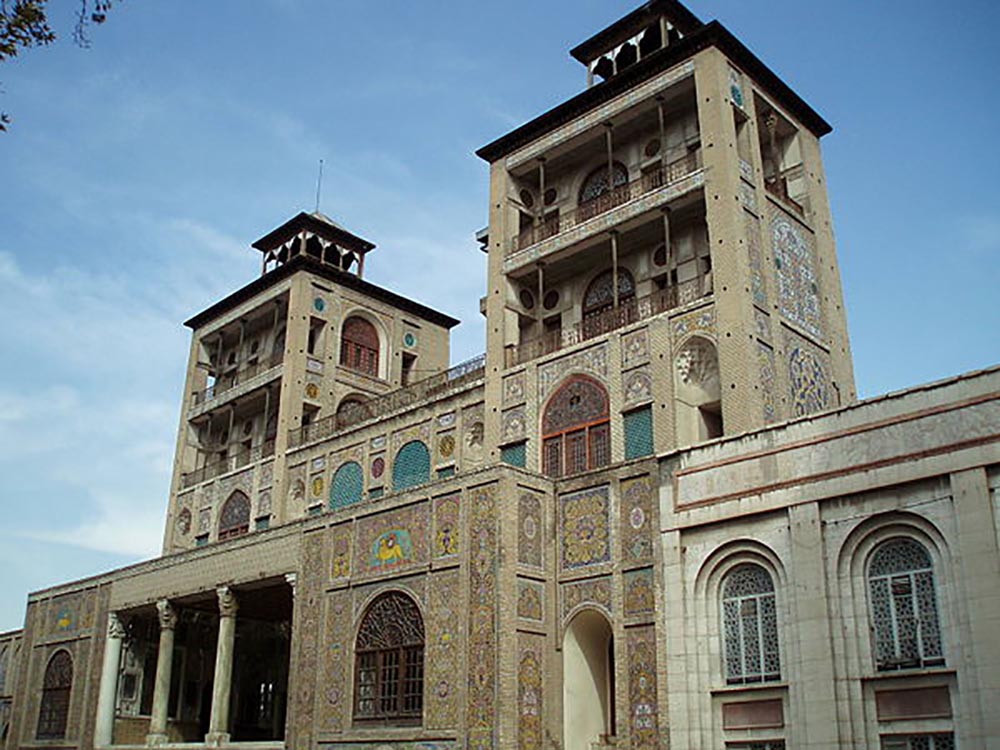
[506,277,710,367]
[181,439,275,489]
[510,149,702,255]
[288,354,486,449]
[764,165,805,216]
[191,353,284,407]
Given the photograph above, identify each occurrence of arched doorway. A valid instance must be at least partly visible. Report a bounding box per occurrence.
[563,609,615,750]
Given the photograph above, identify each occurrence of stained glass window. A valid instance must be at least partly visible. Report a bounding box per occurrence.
[354,592,424,724]
[721,564,780,684]
[868,538,944,671]
[392,441,430,491]
[541,376,610,478]
[36,650,72,740]
[340,317,380,377]
[218,491,251,540]
[330,461,364,509]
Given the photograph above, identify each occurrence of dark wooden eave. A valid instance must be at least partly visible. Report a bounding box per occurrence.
[476,21,832,164]
[252,211,376,254]
[185,254,460,330]
[569,0,704,65]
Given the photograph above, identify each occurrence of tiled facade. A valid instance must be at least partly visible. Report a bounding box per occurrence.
[2,2,998,750]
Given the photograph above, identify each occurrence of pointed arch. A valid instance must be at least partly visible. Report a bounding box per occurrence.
[578,161,628,206]
[36,650,72,739]
[542,375,610,478]
[392,441,430,491]
[340,316,380,377]
[330,461,364,509]
[219,490,251,540]
[721,564,780,684]
[582,268,636,338]
[354,591,424,723]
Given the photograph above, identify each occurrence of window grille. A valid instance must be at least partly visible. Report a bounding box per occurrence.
[578,162,628,205]
[218,491,251,540]
[624,407,654,459]
[725,742,785,750]
[721,564,780,684]
[868,538,943,671]
[392,441,430,491]
[330,461,364,508]
[340,317,380,376]
[541,376,610,478]
[36,650,72,740]
[501,442,526,468]
[354,592,424,724]
[581,268,636,338]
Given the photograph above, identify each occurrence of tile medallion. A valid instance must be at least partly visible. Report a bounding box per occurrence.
[621,327,650,370]
[437,432,456,462]
[621,475,654,565]
[437,411,457,429]
[560,485,611,570]
[503,372,526,406]
[502,406,527,442]
[624,368,653,407]
[518,493,544,569]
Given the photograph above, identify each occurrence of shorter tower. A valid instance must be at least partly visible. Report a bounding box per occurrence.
[162,211,458,552]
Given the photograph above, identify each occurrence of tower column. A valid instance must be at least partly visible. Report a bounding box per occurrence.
[147,600,178,745]
[95,612,126,747]
[206,586,238,746]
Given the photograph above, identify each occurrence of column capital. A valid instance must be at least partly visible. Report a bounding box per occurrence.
[217,586,238,617]
[284,573,298,596]
[107,611,127,639]
[156,600,178,631]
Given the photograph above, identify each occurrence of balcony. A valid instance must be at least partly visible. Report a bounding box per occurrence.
[288,354,486,449]
[181,439,275,489]
[764,165,806,218]
[506,276,710,367]
[189,353,284,413]
[509,150,702,259]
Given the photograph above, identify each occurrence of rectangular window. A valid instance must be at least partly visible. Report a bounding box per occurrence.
[369,487,384,500]
[437,466,455,479]
[255,516,271,531]
[195,534,209,548]
[501,441,527,468]
[880,735,954,750]
[624,407,654,459]
[588,423,610,468]
[566,430,588,474]
[543,436,562,477]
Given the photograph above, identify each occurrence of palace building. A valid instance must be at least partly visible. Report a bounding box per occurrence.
[2,1,998,749]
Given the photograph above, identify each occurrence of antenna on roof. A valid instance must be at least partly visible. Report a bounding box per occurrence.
[314,159,324,213]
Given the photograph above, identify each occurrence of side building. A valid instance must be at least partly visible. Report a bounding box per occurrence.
[1,2,997,750]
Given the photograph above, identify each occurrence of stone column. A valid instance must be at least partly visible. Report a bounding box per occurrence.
[206,586,238,746]
[95,612,126,747]
[147,600,178,745]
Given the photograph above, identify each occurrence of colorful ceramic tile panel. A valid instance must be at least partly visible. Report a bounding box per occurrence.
[621,475,654,565]
[466,484,498,750]
[353,503,429,578]
[628,626,660,750]
[538,342,609,399]
[561,576,612,621]
[517,580,544,622]
[321,590,350,730]
[758,341,778,423]
[746,213,767,307]
[772,211,823,339]
[624,568,656,618]
[433,494,460,558]
[788,343,831,417]
[517,641,544,750]
[560,486,611,570]
[427,569,462,729]
[518,493,544,568]
[621,327,650,369]
[330,524,352,580]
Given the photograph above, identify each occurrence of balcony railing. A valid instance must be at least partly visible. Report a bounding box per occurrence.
[181,439,276,489]
[506,276,710,367]
[191,353,284,407]
[510,149,703,255]
[288,353,486,449]
[764,165,805,217]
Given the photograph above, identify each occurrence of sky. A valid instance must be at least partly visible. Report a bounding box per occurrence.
[0,0,998,631]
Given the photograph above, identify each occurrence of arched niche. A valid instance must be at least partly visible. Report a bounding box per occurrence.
[563,609,615,750]
[673,336,723,444]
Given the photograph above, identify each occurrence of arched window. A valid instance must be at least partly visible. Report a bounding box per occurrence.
[354,592,424,724]
[36,650,72,739]
[219,491,251,541]
[721,564,779,684]
[582,268,635,338]
[336,396,370,426]
[868,538,944,671]
[578,162,628,206]
[330,461,364,509]
[542,376,610,478]
[340,317,380,377]
[392,441,430,491]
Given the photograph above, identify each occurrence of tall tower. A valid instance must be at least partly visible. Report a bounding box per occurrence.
[476,0,854,476]
[163,211,458,552]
